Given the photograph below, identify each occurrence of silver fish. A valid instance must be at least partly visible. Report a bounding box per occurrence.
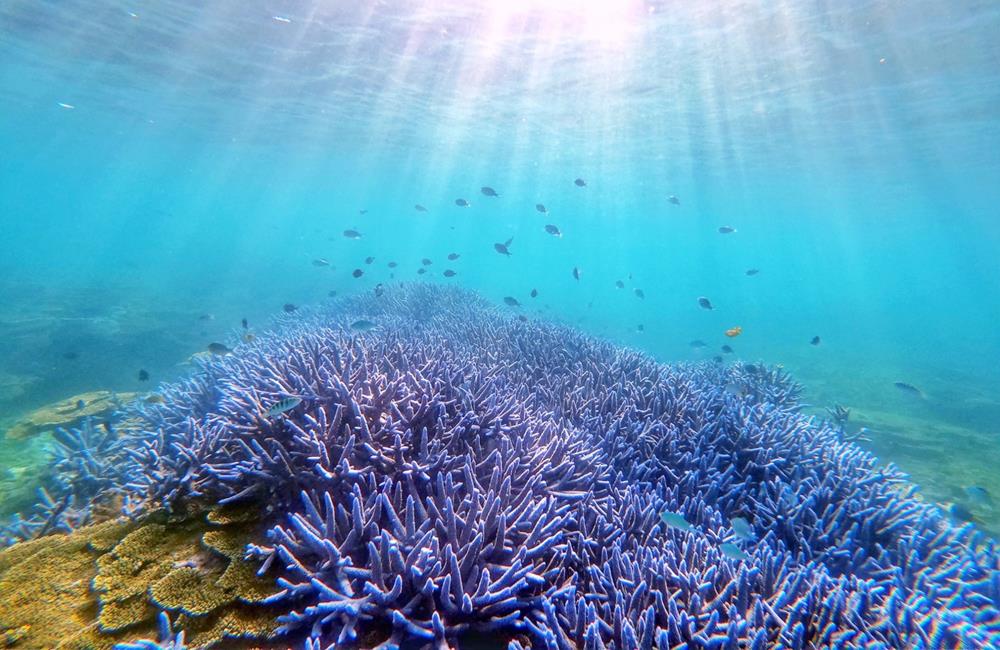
[730,517,756,541]
[267,397,302,417]
[719,543,748,560]
[659,510,692,531]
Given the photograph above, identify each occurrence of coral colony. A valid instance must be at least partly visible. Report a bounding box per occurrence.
[3,284,999,649]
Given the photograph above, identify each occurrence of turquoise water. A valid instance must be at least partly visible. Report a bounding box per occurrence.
[1,0,999,528]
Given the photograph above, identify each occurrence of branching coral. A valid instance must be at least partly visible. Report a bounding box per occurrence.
[5,284,999,649]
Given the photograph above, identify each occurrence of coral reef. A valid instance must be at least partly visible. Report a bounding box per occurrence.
[0,507,279,649]
[3,284,999,649]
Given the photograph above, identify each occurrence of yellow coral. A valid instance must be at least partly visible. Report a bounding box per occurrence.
[150,566,232,616]
[0,508,281,649]
[98,595,154,632]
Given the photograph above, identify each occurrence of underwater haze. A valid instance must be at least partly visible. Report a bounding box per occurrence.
[1,0,1000,647]
[3,0,999,512]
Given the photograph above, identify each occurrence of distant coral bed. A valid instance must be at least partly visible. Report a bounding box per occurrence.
[1,284,998,649]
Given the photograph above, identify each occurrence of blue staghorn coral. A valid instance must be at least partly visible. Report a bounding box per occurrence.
[5,283,999,648]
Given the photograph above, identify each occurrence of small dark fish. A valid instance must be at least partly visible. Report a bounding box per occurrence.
[948,502,977,524]
[504,297,521,307]
[518,315,527,322]
[713,355,724,363]
[63,351,79,360]
[374,284,384,297]
[198,314,214,322]
[668,195,680,205]
[138,369,149,381]
[572,267,580,281]
[415,204,428,212]
[744,363,759,375]
[455,198,470,207]
[327,290,337,297]
[574,178,587,187]
[388,261,397,268]
[535,203,547,213]
[894,382,924,398]
[494,237,513,256]
[718,226,736,234]
[810,336,821,346]
[145,394,165,405]
[530,288,538,298]
[634,288,645,299]
[965,486,993,506]
[283,303,297,313]
[352,269,364,278]
[615,280,625,289]
[721,345,734,354]
[745,268,760,276]
[76,399,86,410]
[343,229,362,239]
[698,296,713,310]
[267,397,302,417]
[421,258,432,266]
[544,224,562,237]
[365,256,375,264]
[241,318,248,330]
[443,269,457,277]
[207,342,231,355]
[690,340,707,348]
[359,209,368,215]
[312,258,330,267]
[350,319,377,331]
[637,324,645,332]
[448,253,460,260]
[417,268,427,275]
[481,186,499,197]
